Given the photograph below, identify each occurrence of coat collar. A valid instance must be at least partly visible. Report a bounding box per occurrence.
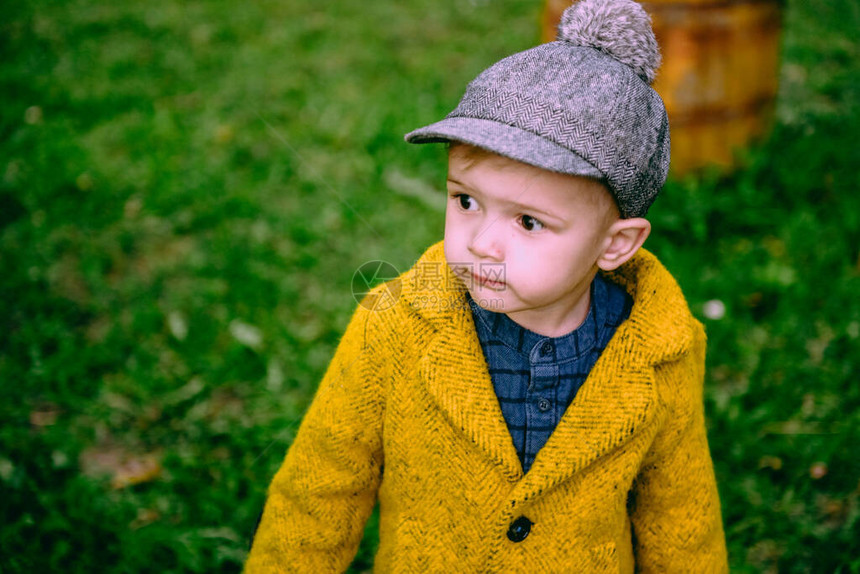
[402,241,697,490]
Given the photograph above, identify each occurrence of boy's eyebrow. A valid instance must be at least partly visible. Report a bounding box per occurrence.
[506,200,563,223]
[446,177,565,224]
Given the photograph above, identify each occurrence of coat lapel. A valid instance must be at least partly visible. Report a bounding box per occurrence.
[405,241,522,481]
[419,305,524,482]
[512,324,657,502]
[511,248,693,501]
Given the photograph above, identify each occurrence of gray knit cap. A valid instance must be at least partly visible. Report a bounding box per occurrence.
[405,0,669,218]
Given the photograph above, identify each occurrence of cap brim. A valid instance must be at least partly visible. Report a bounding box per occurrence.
[405,117,603,180]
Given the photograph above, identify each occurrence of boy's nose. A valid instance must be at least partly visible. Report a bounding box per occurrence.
[468,224,503,261]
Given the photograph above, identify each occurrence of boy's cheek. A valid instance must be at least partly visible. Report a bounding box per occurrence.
[442,219,465,255]
[442,237,465,275]
[442,231,456,267]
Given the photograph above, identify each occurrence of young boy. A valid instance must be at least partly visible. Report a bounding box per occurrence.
[246,0,728,571]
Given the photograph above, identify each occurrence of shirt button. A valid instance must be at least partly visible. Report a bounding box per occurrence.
[540,341,554,356]
[537,398,551,412]
[506,516,533,543]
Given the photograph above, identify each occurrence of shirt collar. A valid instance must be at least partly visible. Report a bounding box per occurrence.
[469,274,618,364]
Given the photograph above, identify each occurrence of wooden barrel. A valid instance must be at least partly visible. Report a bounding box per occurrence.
[542,0,783,175]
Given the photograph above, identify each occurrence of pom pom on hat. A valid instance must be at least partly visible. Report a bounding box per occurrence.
[558,0,661,84]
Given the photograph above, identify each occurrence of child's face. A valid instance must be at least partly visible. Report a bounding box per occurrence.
[443,145,618,336]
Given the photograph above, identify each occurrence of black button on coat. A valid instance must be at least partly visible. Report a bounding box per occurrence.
[506,516,533,542]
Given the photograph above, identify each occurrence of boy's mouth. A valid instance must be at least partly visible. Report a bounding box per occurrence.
[469,270,506,291]
[450,265,507,291]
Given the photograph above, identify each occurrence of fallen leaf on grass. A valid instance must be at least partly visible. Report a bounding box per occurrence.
[229,319,263,350]
[809,462,828,480]
[130,507,161,530]
[760,420,834,435]
[80,446,163,489]
[758,455,783,470]
[29,404,61,427]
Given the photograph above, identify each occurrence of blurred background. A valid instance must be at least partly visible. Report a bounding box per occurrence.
[1,0,858,571]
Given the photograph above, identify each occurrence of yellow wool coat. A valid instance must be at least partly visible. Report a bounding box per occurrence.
[245,242,728,573]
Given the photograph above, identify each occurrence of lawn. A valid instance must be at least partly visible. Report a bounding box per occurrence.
[1,0,858,571]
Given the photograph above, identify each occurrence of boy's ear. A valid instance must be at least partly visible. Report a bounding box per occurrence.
[597,217,651,271]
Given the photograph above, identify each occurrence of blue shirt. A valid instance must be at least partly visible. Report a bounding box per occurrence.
[469,274,632,473]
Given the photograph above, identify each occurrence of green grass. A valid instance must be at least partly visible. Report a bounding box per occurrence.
[1,0,858,571]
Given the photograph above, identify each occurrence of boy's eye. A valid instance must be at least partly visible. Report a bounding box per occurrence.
[520,214,545,232]
[457,194,478,211]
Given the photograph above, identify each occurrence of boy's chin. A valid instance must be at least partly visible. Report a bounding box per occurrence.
[468,290,508,314]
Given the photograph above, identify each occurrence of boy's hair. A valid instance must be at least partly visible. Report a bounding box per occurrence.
[406,0,668,219]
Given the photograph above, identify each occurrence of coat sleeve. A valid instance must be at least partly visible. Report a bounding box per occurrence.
[244,300,393,573]
[628,321,729,573]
